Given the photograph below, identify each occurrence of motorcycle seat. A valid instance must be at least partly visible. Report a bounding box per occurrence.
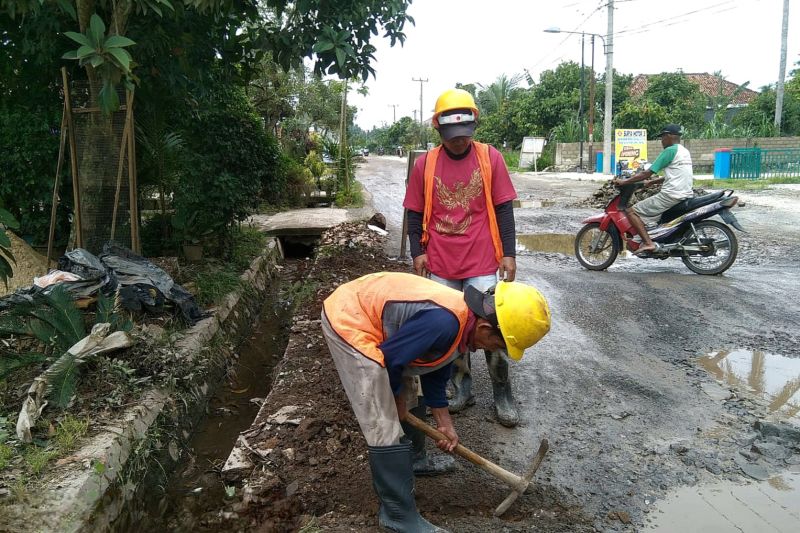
[658,191,726,224]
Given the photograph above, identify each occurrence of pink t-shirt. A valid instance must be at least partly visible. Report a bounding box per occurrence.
[403,144,517,279]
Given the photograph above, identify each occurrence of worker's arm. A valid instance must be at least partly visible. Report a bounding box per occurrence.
[495,200,516,281]
[406,210,429,277]
[378,308,459,406]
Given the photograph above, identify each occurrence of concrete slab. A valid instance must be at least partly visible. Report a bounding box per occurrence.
[248,206,373,236]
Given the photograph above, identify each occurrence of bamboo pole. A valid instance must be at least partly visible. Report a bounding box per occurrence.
[126,90,140,253]
[46,107,68,270]
[61,67,83,249]
[110,97,132,242]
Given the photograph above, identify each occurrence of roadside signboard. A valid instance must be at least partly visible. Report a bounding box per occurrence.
[614,129,648,172]
[520,137,547,171]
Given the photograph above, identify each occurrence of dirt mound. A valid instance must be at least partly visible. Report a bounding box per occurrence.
[224,221,591,532]
[0,233,52,296]
[575,181,709,209]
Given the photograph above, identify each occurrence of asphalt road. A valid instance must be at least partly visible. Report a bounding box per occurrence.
[356,155,800,532]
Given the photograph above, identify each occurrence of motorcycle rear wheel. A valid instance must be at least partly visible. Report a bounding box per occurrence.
[681,220,738,275]
[575,222,619,270]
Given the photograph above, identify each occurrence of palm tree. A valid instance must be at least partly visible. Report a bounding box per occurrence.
[477,73,524,115]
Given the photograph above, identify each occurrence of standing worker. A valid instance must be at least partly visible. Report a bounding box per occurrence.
[321,272,550,532]
[403,88,521,427]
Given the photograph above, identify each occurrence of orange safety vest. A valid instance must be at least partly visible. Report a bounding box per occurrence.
[421,141,503,263]
[323,272,469,368]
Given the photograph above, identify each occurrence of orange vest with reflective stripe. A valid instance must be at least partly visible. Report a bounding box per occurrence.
[421,141,503,263]
[323,272,469,368]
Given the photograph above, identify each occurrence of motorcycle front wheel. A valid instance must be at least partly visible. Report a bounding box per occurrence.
[681,220,738,275]
[575,222,619,270]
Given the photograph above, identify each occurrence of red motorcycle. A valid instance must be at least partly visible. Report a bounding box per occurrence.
[574,183,744,275]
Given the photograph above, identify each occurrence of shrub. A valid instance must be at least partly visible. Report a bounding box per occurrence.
[0,109,71,246]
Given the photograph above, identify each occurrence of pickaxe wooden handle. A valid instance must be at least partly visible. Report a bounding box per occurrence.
[404,412,548,517]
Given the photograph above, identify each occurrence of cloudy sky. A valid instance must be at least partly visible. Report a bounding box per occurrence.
[348,0,799,130]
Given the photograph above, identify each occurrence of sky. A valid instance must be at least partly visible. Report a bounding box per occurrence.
[348,0,800,130]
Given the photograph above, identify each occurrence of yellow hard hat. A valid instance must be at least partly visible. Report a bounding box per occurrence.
[495,281,551,361]
[433,88,479,128]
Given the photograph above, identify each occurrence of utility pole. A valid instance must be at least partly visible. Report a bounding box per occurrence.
[579,32,585,171]
[388,104,398,123]
[775,0,790,133]
[588,35,596,173]
[603,0,614,175]
[412,77,428,148]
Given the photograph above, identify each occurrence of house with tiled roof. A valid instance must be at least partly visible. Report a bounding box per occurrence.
[630,72,759,121]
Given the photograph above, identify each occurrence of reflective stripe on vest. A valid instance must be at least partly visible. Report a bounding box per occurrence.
[323,272,469,368]
[421,141,503,263]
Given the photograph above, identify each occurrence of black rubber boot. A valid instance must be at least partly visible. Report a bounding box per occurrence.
[486,350,519,427]
[368,442,450,532]
[401,404,456,477]
[447,352,475,413]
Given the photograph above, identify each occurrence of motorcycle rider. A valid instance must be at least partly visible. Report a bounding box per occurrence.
[612,124,694,254]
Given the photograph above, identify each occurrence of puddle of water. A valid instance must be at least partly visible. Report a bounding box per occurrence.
[516,233,575,255]
[698,349,800,422]
[513,199,556,208]
[645,471,800,532]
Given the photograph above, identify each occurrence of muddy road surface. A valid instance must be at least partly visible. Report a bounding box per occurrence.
[357,155,800,532]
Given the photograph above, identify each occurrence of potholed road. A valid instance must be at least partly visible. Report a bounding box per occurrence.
[357,155,800,532]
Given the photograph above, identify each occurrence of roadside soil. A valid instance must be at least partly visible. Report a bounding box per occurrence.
[208,222,592,533]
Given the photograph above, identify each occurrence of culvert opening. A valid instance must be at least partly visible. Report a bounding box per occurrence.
[279,235,319,258]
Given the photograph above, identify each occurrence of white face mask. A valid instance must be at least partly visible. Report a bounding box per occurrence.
[438,111,476,125]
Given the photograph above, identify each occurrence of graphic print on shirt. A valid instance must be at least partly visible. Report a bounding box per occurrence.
[433,168,483,236]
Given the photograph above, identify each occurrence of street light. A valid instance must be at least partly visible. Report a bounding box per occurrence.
[544,27,609,173]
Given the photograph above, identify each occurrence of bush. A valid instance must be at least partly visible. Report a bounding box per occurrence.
[176,89,282,231]
[0,109,71,246]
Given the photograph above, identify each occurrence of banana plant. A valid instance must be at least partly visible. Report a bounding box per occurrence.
[62,13,137,114]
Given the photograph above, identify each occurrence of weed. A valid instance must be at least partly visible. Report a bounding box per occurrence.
[695,176,800,190]
[23,447,58,476]
[231,225,267,271]
[194,268,242,307]
[55,415,90,452]
[285,280,319,307]
[299,516,322,533]
[0,442,13,470]
[9,475,28,502]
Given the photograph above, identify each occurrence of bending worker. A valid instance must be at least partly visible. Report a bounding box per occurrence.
[403,88,521,428]
[321,272,550,532]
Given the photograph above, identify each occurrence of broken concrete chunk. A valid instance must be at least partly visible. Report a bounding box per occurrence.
[267,405,303,425]
[739,462,770,481]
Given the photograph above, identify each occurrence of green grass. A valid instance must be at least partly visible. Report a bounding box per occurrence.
[54,415,89,452]
[501,149,521,171]
[231,225,268,271]
[194,267,242,307]
[23,447,59,476]
[695,176,800,190]
[0,443,13,470]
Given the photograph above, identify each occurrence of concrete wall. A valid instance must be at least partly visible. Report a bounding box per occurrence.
[555,137,800,173]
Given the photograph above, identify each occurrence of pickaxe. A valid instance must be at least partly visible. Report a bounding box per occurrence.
[404,412,548,517]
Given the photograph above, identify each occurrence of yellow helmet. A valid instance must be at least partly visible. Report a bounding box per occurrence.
[495,281,551,361]
[433,88,479,128]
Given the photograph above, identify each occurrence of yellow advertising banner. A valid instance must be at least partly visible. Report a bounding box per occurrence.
[614,129,648,171]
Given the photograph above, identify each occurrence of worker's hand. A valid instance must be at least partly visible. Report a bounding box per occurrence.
[394,394,408,421]
[413,253,430,278]
[430,407,459,452]
[611,177,625,186]
[499,257,516,282]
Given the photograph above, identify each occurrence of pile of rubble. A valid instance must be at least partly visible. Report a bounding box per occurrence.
[576,181,708,209]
